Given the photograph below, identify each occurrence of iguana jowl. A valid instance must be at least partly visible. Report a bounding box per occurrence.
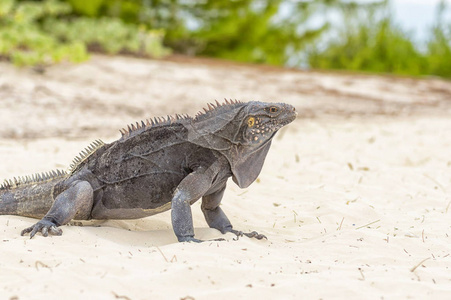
[0,100,297,242]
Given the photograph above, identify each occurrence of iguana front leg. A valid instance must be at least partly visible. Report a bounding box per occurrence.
[201,184,232,233]
[171,169,216,243]
[21,180,93,238]
[201,183,267,241]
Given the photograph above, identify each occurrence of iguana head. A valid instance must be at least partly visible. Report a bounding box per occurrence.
[227,101,296,188]
[236,102,297,146]
[190,100,297,188]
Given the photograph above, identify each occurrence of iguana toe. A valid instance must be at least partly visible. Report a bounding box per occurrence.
[230,229,244,239]
[243,231,267,240]
[21,220,62,239]
[230,229,267,240]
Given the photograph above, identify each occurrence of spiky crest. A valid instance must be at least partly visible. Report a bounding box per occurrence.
[194,98,243,121]
[118,99,243,141]
[119,113,192,141]
[67,139,105,173]
[0,169,67,191]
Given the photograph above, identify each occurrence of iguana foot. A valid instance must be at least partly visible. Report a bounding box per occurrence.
[230,229,267,240]
[21,220,62,239]
[178,236,203,243]
[178,236,227,243]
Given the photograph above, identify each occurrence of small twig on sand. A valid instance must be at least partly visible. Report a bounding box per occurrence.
[156,246,168,262]
[358,268,365,281]
[356,219,380,230]
[35,261,51,271]
[410,257,431,272]
[155,246,177,263]
[423,174,445,192]
[338,217,344,231]
[112,291,131,300]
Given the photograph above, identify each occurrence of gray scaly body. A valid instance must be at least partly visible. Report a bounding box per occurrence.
[0,100,296,242]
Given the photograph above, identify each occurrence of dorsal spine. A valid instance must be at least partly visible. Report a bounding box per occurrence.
[68,139,105,173]
[119,114,191,140]
[118,99,243,141]
[0,169,67,191]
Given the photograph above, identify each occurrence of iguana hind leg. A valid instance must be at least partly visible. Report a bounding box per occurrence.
[201,184,267,241]
[21,180,93,239]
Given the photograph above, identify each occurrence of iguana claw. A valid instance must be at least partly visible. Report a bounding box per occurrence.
[230,229,267,240]
[21,220,62,239]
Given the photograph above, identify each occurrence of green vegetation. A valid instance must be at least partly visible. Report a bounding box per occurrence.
[0,0,450,78]
[308,0,451,78]
[43,18,168,57]
[59,0,334,66]
[0,0,168,66]
[155,0,329,66]
[425,1,451,78]
[0,0,86,66]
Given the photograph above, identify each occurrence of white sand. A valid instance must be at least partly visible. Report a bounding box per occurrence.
[1,55,450,299]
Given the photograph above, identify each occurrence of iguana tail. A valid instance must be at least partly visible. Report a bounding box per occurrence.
[0,170,67,219]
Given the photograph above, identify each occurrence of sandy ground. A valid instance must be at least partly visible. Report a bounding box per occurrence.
[0,55,450,299]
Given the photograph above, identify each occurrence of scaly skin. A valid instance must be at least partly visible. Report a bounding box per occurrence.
[0,100,297,242]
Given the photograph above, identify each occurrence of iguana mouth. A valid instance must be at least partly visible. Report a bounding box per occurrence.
[268,114,296,129]
[279,115,297,126]
[277,106,297,126]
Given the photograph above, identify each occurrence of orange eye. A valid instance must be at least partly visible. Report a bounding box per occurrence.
[247,117,255,127]
[270,107,278,113]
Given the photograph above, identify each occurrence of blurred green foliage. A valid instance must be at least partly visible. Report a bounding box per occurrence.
[0,0,169,66]
[62,0,333,65]
[43,18,168,57]
[0,0,87,66]
[66,0,104,17]
[1,0,450,78]
[425,1,451,78]
[159,0,328,65]
[308,0,451,77]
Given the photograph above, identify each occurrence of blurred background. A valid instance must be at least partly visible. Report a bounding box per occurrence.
[0,0,450,78]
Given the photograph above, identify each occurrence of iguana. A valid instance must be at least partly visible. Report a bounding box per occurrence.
[0,100,297,242]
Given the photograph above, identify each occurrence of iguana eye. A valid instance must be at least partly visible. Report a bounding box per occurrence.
[270,107,278,113]
[247,117,255,127]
